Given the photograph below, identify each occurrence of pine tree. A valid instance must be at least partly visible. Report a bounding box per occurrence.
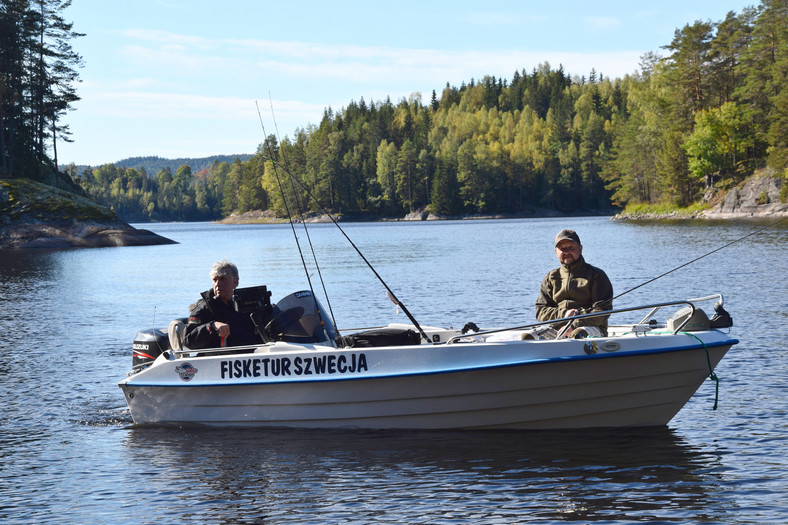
[761,0,788,169]
[0,0,82,179]
[735,0,785,159]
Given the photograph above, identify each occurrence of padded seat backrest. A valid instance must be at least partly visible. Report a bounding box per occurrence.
[168,318,188,350]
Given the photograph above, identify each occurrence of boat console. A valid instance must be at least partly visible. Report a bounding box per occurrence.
[264,290,336,344]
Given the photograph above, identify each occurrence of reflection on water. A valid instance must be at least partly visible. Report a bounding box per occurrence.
[120,426,722,523]
[0,217,785,523]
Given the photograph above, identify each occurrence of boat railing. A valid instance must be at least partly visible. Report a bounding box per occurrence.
[637,293,724,325]
[445,294,725,345]
[168,344,263,359]
[161,295,726,354]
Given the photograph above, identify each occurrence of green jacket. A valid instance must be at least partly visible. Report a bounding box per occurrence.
[535,256,613,332]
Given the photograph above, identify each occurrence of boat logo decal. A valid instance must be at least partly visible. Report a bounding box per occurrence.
[175,362,199,381]
[600,341,621,352]
[583,341,598,354]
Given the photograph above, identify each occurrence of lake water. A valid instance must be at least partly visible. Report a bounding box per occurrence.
[1,216,786,524]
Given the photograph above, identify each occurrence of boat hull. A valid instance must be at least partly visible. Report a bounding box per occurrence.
[119,331,737,429]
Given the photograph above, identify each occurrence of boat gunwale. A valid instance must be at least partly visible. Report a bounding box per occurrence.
[119,333,738,389]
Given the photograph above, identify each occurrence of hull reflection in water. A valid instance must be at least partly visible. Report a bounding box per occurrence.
[119,291,738,429]
[122,425,718,524]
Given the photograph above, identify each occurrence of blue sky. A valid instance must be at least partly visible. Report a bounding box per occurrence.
[59,0,756,167]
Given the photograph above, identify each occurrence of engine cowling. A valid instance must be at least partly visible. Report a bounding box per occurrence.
[132,328,170,370]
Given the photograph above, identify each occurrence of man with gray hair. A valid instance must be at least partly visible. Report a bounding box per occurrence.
[184,259,260,349]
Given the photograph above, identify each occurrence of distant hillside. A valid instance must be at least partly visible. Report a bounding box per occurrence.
[73,154,254,175]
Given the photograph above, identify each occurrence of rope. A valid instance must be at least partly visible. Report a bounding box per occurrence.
[683,332,720,410]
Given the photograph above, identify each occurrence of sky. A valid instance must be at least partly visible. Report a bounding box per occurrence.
[58,0,758,167]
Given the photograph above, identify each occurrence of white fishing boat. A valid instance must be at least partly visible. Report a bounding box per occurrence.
[119,289,737,429]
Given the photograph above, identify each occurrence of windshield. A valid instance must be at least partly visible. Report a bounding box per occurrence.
[266,290,337,344]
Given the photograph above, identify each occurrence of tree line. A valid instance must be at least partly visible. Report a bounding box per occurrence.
[6,1,787,223]
[109,154,253,176]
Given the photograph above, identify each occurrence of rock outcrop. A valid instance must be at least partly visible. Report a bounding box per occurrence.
[702,172,788,218]
[1,178,175,249]
[615,171,787,220]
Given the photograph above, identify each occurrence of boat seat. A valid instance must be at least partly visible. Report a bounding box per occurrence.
[168,318,188,350]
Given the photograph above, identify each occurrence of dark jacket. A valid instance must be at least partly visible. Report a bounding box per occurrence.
[183,290,261,349]
[535,256,613,332]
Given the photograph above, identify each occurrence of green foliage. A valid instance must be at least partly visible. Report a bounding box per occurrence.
[1,0,83,179]
[620,201,710,217]
[1,178,115,222]
[64,1,788,221]
[77,161,227,222]
[683,102,751,183]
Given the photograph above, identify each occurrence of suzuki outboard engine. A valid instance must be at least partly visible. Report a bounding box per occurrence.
[132,328,170,371]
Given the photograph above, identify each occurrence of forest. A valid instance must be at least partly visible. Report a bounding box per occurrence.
[3,1,787,223]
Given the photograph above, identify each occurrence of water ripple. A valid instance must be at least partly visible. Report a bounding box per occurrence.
[0,218,785,524]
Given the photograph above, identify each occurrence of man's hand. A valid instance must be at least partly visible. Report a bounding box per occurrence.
[214,321,230,338]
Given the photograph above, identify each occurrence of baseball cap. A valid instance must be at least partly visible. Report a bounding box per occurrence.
[554,229,581,247]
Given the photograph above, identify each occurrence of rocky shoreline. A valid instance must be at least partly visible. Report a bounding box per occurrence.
[219,205,610,224]
[3,172,784,249]
[614,172,787,220]
[1,178,175,250]
[1,219,176,249]
[700,172,787,218]
[221,173,785,224]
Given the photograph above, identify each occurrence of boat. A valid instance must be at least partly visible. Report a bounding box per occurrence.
[119,288,738,429]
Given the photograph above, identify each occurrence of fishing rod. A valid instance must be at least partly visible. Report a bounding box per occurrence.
[264,100,339,335]
[262,101,432,344]
[255,102,336,344]
[560,216,786,333]
[612,216,787,303]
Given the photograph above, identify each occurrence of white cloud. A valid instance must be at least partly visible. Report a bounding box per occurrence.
[120,28,214,49]
[585,16,623,32]
[458,10,550,27]
[75,88,324,124]
[115,29,644,84]
[61,27,647,164]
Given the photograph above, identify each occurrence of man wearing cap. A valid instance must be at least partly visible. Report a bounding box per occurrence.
[535,229,613,336]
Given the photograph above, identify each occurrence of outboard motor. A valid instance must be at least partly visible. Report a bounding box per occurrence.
[132,328,170,370]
